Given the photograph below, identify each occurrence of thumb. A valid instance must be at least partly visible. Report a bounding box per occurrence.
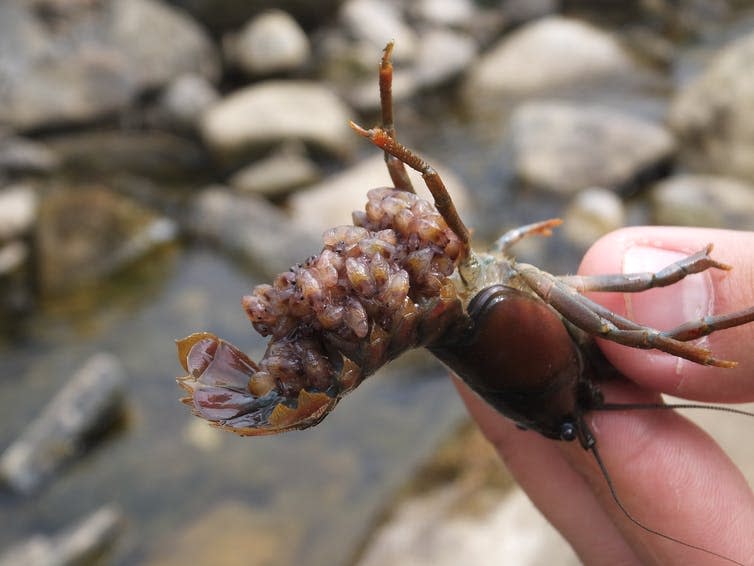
[578,226,754,402]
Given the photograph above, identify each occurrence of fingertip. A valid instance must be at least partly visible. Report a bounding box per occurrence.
[577,226,754,400]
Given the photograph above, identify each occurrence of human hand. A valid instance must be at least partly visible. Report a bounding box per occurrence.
[456,226,754,565]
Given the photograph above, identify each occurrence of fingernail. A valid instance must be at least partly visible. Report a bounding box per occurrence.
[622,246,714,329]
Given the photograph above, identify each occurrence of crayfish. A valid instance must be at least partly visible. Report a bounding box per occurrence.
[177,43,754,565]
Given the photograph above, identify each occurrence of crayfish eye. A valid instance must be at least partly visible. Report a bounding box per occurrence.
[560,421,577,442]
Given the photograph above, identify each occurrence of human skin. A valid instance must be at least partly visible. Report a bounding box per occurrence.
[456,226,754,565]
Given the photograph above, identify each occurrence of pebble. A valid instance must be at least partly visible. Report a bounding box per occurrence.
[288,154,472,236]
[159,74,220,132]
[0,241,28,276]
[0,354,126,494]
[563,187,626,248]
[339,0,418,62]
[0,506,124,566]
[462,17,638,103]
[200,81,354,163]
[229,144,321,197]
[414,29,478,89]
[508,102,675,194]
[669,29,754,183]
[0,185,37,241]
[412,0,476,28]
[650,174,754,230]
[189,186,320,276]
[230,10,311,76]
[0,136,60,176]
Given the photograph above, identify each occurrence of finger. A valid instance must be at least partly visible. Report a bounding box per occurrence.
[454,377,641,564]
[566,382,754,565]
[578,226,754,401]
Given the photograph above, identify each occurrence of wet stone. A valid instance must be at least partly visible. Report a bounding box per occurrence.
[0,136,60,177]
[0,185,38,241]
[563,187,626,248]
[669,30,754,184]
[0,506,124,566]
[650,174,754,230]
[35,186,178,295]
[288,154,472,236]
[201,81,354,164]
[158,74,220,132]
[189,186,320,277]
[0,241,28,277]
[414,29,478,89]
[508,102,675,194]
[339,0,418,62]
[412,0,476,28]
[228,9,311,76]
[462,16,639,104]
[0,354,126,494]
[229,144,321,197]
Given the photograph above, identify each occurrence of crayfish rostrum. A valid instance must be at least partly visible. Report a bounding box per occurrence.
[177,43,754,565]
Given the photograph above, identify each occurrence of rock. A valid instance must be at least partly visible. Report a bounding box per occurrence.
[669,31,754,183]
[229,144,321,197]
[508,102,675,194]
[47,130,212,183]
[35,187,177,295]
[289,154,472,235]
[0,185,38,241]
[201,81,354,163]
[0,136,60,176]
[356,485,578,566]
[0,506,124,566]
[339,0,418,62]
[412,0,476,28]
[229,10,311,76]
[414,29,478,89]
[462,17,639,104]
[0,0,219,132]
[0,241,28,277]
[0,354,126,494]
[189,187,320,276]
[650,174,754,230]
[563,187,626,248]
[159,74,220,132]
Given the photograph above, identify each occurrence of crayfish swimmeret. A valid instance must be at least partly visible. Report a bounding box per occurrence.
[177,43,754,565]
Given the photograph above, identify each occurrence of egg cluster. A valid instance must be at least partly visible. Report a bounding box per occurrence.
[241,187,463,397]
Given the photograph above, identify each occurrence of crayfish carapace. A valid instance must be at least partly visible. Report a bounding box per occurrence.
[177,42,754,565]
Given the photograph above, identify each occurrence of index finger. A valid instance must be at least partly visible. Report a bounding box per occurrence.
[578,226,754,402]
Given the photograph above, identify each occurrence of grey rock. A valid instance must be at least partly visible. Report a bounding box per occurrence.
[229,144,321,197]
[0,0,219,132]
[289,154,472,236]
[412,0,476,28]
[0,185,37,240]
[0,136,60,176]
[414,29,478,89]
[229,10,311,76]
[35,187,177,295]
[563,187,626,248]
[508,102,675,194]
[0,241,28,276]
[650,174,754,230]
[190,187,320,276]
[0,505,124,566]
[669,31,754,183]
[340,0,418,62]
[462,17,638,103]
[201,81,354,162]
[0,354,126,494]
[159,74,220,131]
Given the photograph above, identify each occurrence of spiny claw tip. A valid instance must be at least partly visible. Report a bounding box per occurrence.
[349,120,370,137]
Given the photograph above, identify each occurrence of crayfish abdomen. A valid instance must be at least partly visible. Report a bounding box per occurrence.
[428,284,597,442]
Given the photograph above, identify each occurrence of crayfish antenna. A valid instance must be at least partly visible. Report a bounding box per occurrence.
[588,438,746,566]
